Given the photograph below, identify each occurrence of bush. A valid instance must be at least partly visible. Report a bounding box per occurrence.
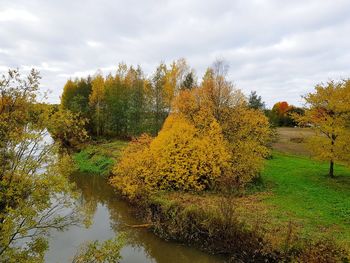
[110,116,231,199]
[110,134,155,199]
[48,108,89,148]
[295,238,349,263]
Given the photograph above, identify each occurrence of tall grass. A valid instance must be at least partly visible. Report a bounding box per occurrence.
[73,146,114,175]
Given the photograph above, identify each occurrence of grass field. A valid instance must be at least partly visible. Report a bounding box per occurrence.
[260,152,350,245]
[272,127,314,156]
[268,128,350,244]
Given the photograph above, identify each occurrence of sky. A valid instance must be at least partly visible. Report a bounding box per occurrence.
[0,0,350,107]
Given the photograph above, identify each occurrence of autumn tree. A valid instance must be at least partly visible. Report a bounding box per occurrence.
[220,106,271,187]
[103,64,149,137]
[294,80,350,177]
[269,101,302,127]
[110,116,231,199]
[271,101,291,126]
[89,73,105,136]
[150,63,168,133]
[61,78,92,116]
[48,108,89,147]
[61,79,77,109]
[172,60,271,188]
[61,77,93,133]
[0,69,82,261]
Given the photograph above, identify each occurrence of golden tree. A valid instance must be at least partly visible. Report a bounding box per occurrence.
[172,61,271,188]
[110,134,155,199]
[89,73,105,136]
[295,80,350,177]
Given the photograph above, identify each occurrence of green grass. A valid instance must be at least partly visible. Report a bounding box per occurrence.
[73,140,128,175]
[261,152,350,243]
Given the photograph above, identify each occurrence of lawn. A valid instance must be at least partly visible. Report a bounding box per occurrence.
[260,152,350,246]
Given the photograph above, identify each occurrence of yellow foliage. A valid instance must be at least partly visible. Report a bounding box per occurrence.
[221,107,271,187]
[150,115,230,191]
[294,80,350,177]
[110,116,231,199]
[172,86,271,188]
[110,134,155,199]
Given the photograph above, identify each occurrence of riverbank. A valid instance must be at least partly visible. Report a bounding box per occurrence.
[140,152,350,262]
[74,137,350,262]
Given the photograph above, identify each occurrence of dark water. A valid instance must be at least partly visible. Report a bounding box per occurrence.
[45,173,225,263]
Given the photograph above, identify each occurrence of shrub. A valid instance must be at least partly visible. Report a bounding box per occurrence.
[110,134,155,199]
[48,108,89,148]
[150,115,230,191]
[296,239,349,263]
[110,116,230,199]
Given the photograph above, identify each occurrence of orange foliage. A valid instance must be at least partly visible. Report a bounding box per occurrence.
[272,101,291,115]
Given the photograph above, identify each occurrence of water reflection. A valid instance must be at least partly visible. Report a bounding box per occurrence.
[45,173,225,263]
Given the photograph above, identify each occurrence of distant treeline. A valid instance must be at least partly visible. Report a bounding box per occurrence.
[61,59,304,138]
[266,101,305,127]
[247,91,304,127]
[61,59,195,137]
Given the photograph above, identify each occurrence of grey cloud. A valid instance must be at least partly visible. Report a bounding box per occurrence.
[0,0,350,106]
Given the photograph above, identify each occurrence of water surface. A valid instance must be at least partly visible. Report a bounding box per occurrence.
[45,173,225,263]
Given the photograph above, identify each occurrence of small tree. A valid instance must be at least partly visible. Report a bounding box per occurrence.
[248,91,265,110]
[295,80,350,177]
[89,73,105,137]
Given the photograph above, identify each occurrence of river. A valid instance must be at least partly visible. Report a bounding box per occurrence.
[44,172,225,263]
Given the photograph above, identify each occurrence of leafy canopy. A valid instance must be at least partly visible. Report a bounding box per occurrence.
[294,80,350,177]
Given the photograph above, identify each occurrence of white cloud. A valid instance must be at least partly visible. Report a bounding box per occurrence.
[86,41,103,48]
[0,8,39,22]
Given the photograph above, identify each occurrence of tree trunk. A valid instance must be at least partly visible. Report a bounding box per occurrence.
[329,160,334,178]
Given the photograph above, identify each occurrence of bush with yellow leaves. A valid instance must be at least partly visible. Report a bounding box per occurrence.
[110,115,231,199]
[110,134,155,199]
[172,83,272,189]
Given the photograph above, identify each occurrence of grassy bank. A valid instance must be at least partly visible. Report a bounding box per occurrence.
[73,139,128,175]
[144,150,350,245]
[141,152,350,261]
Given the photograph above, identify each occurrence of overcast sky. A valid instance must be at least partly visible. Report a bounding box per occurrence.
[0,0,349,107]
